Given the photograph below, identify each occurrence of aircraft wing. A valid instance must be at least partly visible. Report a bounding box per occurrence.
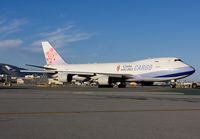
[20,69,95,75]
[20,70,56,73]
[58,70,133,78]
[21,69,132,78]
[23,64,133,78]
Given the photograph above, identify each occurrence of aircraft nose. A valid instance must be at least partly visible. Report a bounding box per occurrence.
[188,66,195,75]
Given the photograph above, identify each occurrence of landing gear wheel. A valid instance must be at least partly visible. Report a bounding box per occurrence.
[170,84,176,88]
[118,84,126,88]
[98,85,113,88]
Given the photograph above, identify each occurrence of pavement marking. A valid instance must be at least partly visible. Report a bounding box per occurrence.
[0,118,13,121]
[0,108,200,115]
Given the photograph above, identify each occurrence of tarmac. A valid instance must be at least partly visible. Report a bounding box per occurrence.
[0,86,200,139]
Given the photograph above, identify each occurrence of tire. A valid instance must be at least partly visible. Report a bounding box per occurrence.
[170,84,176,88]
[192,83,197,89]
[98,85,113,88]
[118,84,126,88]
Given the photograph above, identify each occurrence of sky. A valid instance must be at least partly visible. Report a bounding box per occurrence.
[0,0,200,81]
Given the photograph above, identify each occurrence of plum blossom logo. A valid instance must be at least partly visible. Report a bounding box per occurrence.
[117,65,120,72]
[46,48,58,64]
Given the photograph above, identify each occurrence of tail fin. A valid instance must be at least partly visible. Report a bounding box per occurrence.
[41,41,67,65]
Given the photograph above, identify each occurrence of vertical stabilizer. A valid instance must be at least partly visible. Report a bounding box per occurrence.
[42,41,67,65]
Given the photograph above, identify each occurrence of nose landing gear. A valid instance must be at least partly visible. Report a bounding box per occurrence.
[170,80,176,88]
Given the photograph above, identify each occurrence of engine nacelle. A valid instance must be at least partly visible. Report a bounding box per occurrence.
[98,75,110,85]
[72,75,87,82]
[57,73,72,82]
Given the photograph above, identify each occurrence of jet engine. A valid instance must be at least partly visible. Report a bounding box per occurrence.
[97,75,111,85]
[72,75,87,82]
[56,73,72,82]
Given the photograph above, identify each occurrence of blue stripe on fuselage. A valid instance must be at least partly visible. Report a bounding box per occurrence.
[133,66,195,79]
[154,70,194,78]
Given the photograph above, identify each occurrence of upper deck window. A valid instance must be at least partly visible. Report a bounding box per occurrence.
[174,59,182,62]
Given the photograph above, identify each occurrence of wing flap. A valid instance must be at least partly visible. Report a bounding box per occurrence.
[20,70,56,73]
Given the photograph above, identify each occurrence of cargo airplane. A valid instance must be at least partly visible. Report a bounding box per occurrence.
[21,41,195,88]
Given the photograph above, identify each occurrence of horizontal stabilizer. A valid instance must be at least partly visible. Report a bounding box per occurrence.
[25,64,56,70]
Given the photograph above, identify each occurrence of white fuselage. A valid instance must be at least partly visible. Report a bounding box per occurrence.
[46,57,195,82]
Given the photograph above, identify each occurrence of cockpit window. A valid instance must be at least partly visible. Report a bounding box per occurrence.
[174,59,182,62]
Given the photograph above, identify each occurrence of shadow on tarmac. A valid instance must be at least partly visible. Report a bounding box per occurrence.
[161,88,200,95]
[0,86,200,95]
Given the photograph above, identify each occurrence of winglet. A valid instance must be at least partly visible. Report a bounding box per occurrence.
[42,41,67,65]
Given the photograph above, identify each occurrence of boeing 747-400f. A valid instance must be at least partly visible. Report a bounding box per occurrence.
[21,41,195,88]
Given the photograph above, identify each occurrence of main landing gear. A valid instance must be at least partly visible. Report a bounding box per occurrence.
[98,85,113,88]
[98,82,127,88]
[118,82,126,88]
